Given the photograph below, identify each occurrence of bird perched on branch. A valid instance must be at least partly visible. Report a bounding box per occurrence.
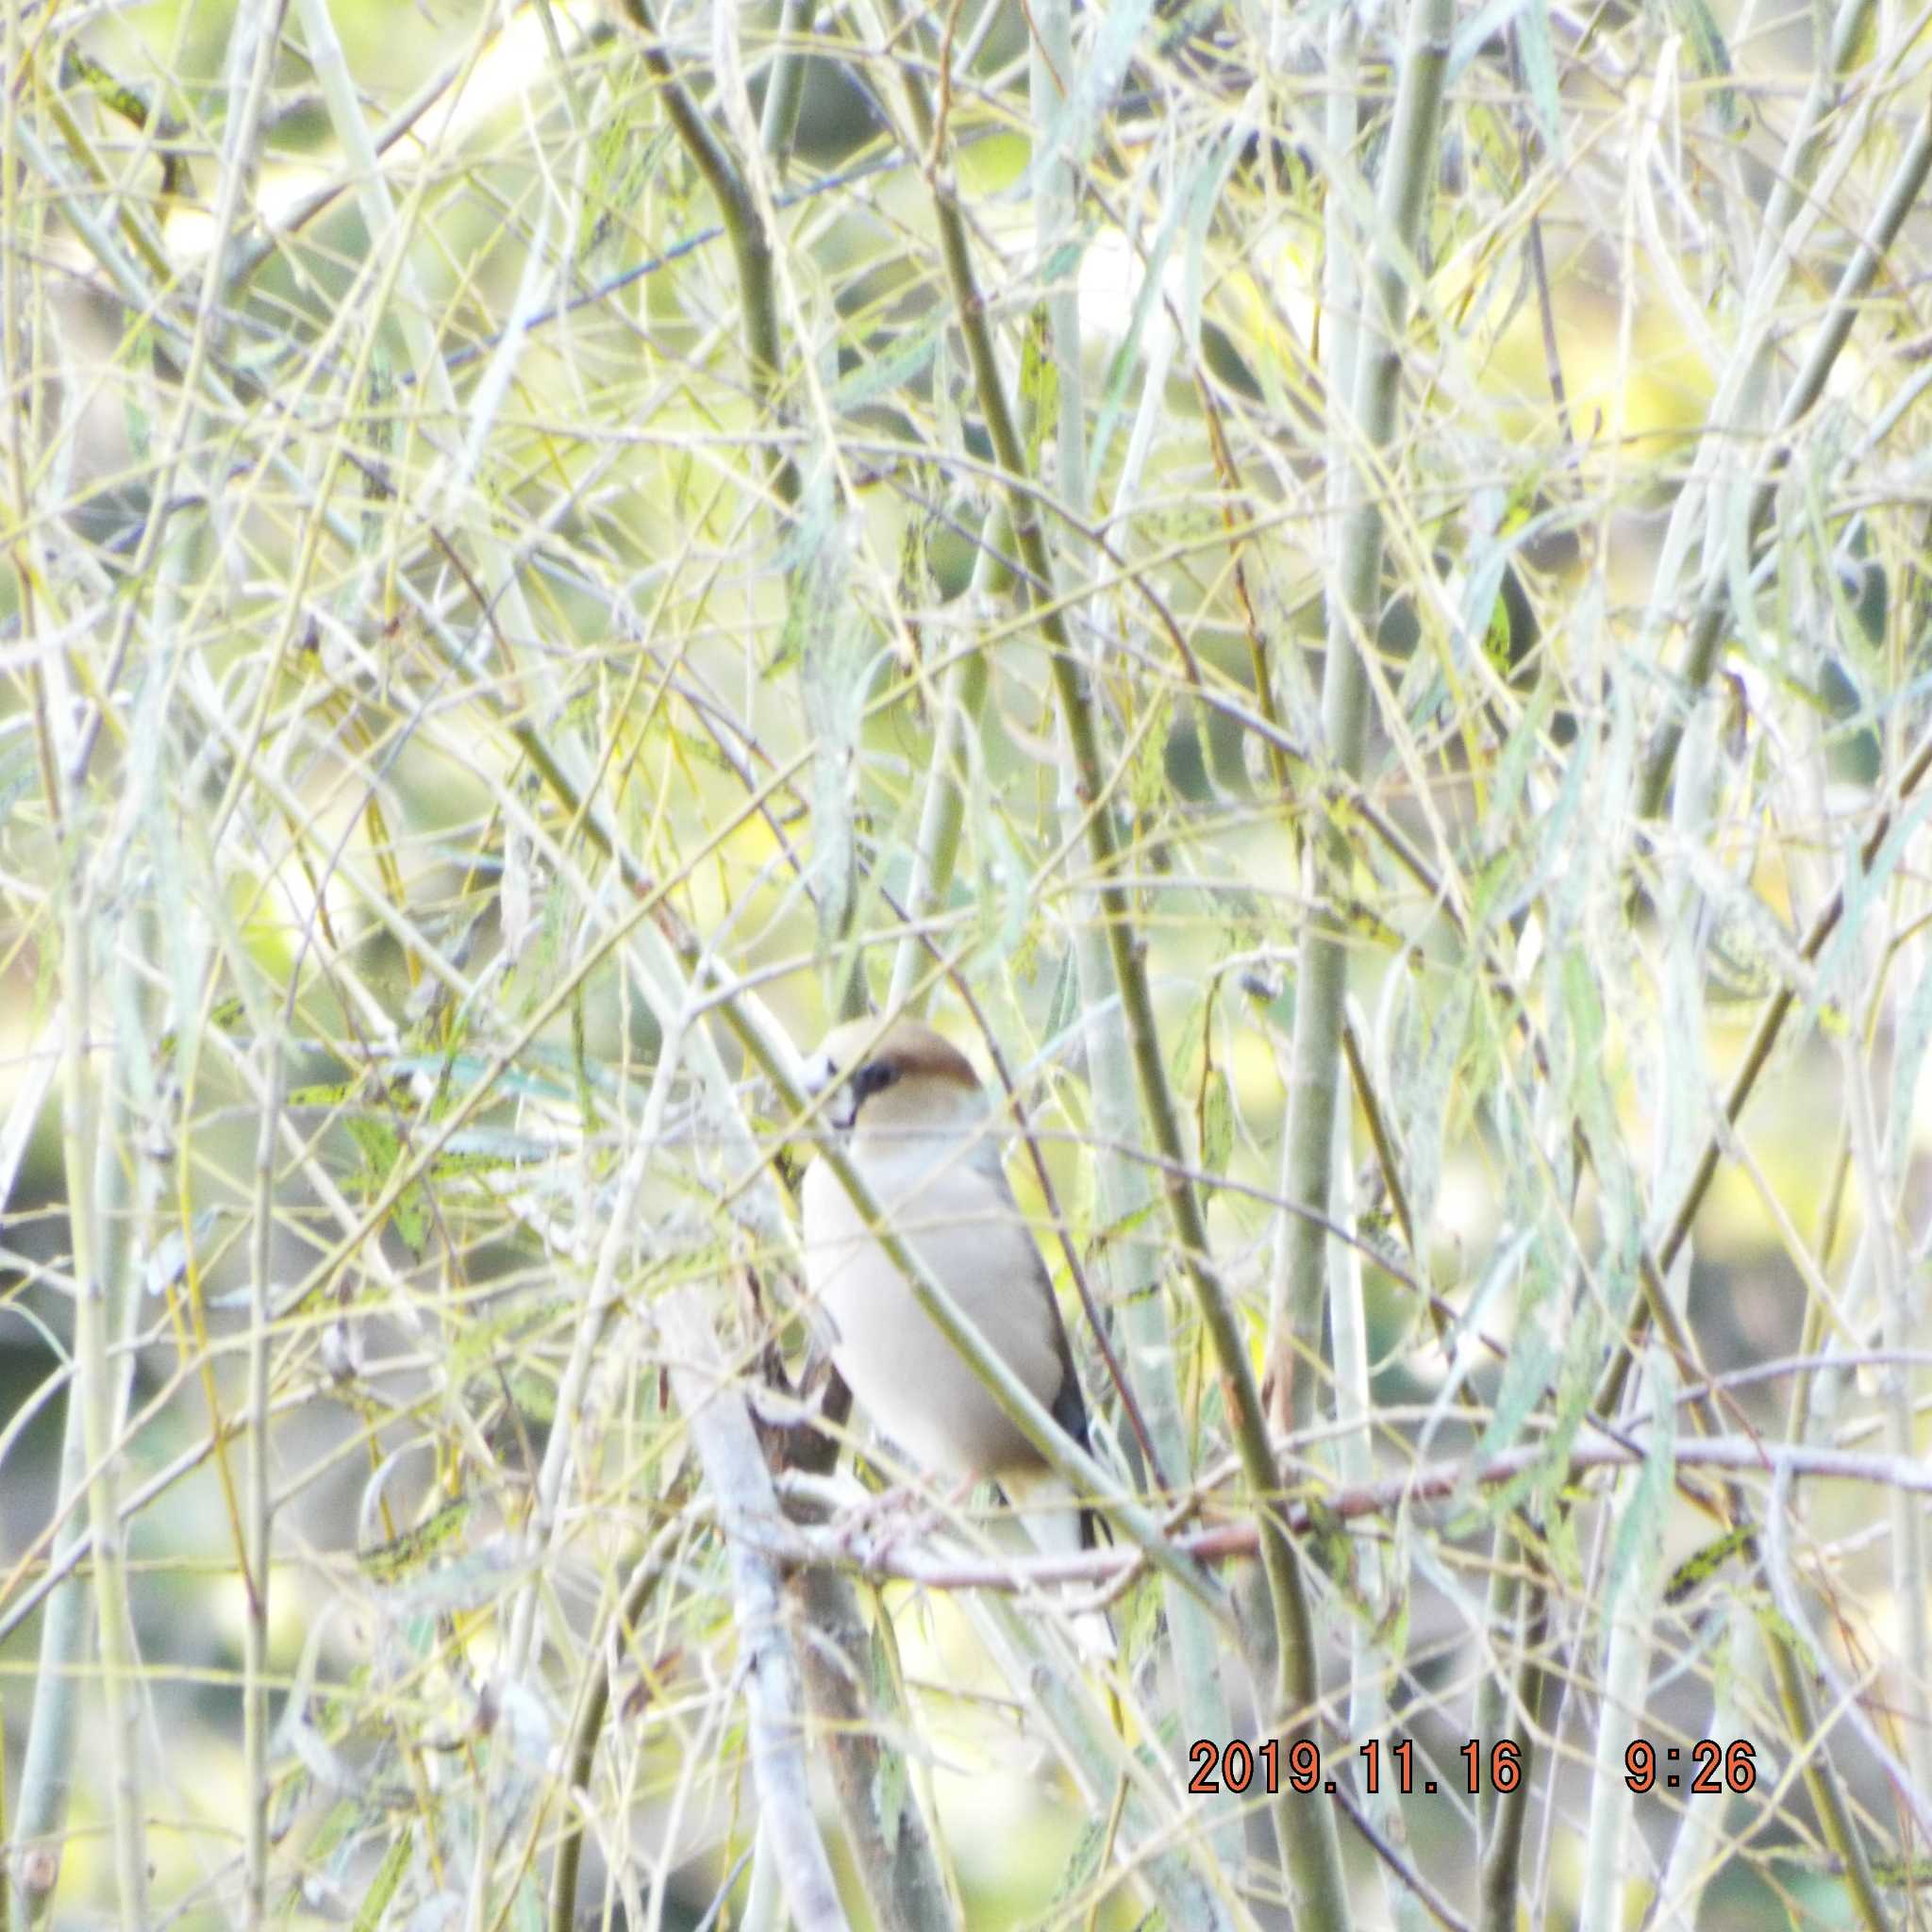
[800,1017,1114,1657]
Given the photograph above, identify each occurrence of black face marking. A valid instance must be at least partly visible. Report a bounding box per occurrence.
[848,1058,899,1109]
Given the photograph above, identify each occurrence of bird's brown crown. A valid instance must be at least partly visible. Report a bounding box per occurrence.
[808,1018,983,1136]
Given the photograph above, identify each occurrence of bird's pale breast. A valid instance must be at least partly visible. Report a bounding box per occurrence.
[802,1141,1063,1480]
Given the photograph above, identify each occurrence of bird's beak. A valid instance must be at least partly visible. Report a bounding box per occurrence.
[803,1057,858,1132]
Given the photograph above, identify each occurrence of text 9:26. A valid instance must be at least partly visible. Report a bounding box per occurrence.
[1625,1740,1756,1793]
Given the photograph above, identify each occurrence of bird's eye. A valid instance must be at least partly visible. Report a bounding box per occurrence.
[849,1059,899,1106]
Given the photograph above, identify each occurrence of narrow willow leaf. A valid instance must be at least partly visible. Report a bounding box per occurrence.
[1603,1359,1675,1618]
[1450,0,1534,78]
[1032,0,1159,180]
[1814,794,1932,1024]
[1516,6,1563,158]
[356,1496,474,1582]
[1885,947,1932,1186]
[1385,959,1475,1241]
[1489,677,1558,846]
[793,486,868,952]
[1664,0,1740,129]
[351,1833,414,1932]
[1196,1063,1232,1179]
[1663,1524,1754,1605]
[1021,301,1058,473]
[835,317,944,416]
[1474,1265,1557,1468]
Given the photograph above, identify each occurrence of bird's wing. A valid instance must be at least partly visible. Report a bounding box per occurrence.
[967,1134,1094,1450]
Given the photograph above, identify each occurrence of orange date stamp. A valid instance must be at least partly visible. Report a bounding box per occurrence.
[1187,1739,1524,1797]
[1185,1737,1757,1797]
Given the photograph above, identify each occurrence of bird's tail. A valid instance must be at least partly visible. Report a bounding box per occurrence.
[1003,1468,1118,1661]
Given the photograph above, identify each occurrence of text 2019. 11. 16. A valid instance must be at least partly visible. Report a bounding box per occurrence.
[1187,1738,1525,1798]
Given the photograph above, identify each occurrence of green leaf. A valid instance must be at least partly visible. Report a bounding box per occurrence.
[343,1110,431,1256]
[835,318,944,416]
[1603,1362,1675,1617]
[1196,1065,1232,1180]
[1021,302,1058,474]
[351,1831,414,1932]
[1032,0,1159,179]
[357,1495,473,1583]
[1474,1271,1555,1468]
[1885,946,1932,1184]
[1664,0,1740,130]
[1663,1524,1753,1605]
[1516,3,1563,158]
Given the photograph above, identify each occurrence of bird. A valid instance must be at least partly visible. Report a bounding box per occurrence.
[799,1016,1115,1657]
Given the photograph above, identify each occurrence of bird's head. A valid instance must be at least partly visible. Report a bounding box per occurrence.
[803,1018,987,1147]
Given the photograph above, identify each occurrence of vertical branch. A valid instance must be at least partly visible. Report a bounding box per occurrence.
[1574,1391,1669,1932]
[8,1373,92,1932]
[1762,1469,1895,1929]
[1474,1557,1547,1932]
[776,1224,957,1929]
[1648,1607,1757,1925]
[787,1561,959,1931]
[243,1026,283,1932]
[59,882,147,1932]
[1039,0,1239,1857]
[1632,0,1875,705]
[620,0,795,509]
[656,1292,846,1932]
[1637,91,1932,817]
[1274,0,1453,1441]
[547,1514,691,1932]
[5,47,89,1932]
[872,6,1348,1912]
[1328,1091,1424,1928]
[1029,0,1085,514]
[969,1594,1242,1929]
[758,0,816,173]
[885,637,992,1016]
[1841,1038,1932,1801]
[887,495,1024,1017]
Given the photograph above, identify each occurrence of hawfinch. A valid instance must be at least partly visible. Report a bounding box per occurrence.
[800,1018,1113,1655]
